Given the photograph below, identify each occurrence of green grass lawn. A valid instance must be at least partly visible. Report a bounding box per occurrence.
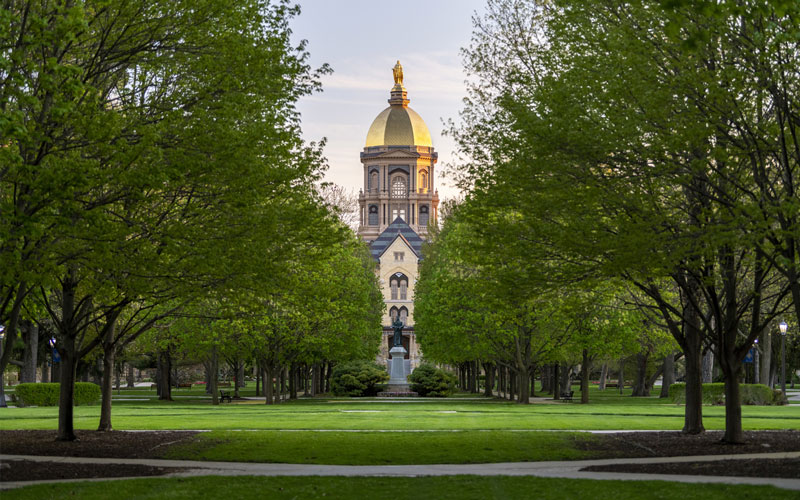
[162,430,598,464]
[2,387,797,432]
[4,475,797,500]
[2,385,797,465]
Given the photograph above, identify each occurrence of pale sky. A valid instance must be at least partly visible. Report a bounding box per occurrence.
[291,0,487,200]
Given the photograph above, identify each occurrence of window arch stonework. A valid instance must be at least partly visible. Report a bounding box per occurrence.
[368,205,378,225]
[389,273,409,301]
[391,176,407,197]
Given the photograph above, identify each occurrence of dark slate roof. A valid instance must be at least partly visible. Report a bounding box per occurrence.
[370,217,425,261]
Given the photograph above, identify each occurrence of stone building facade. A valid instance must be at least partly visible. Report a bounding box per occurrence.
[357,62,439,371]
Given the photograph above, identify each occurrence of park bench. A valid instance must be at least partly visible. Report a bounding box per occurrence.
[219,390,233,403]
[178,383,192,388]
[217,381,232,387]
[560,390,574,401]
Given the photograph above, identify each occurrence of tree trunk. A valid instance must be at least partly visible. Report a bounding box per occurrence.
[264,362,274,405]
[759,330,772,387]
[209,348,219,405]
[516,367,530,403]
[157,350,172,401]
[56,335,78,441]
[126,363,135,388]
[618,357,625,394]
[542,364,552,394]
[660,352,676,398]
[683,326,705,434]
[598,363,608,391]
[560,364,572,394]
[255,362,260,396]
[632,352,650,397]
[281,366,287,402]
[56,271,80,442]
[482,362,494,397]
[21,322,38,383]
[324,362,333,393]
[232,358,241,398]
[289,363,297,399]
[581,349,590,404]
[553,362,560,400]
[721,367,744,444]
[98,348,115,431]
[702,348,715,383]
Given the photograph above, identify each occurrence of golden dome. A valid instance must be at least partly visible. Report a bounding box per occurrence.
[365,61,432,148]
[365,105,432,147]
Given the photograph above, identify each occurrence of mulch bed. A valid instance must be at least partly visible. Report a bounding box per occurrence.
[574,430,800,479]
[572,430,800,458]
[1,460,185,482]
[1,430,799,482]
[0,430,199,459]
[582,457,800,479]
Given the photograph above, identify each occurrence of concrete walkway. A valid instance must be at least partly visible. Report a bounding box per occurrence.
[2,451,799,491]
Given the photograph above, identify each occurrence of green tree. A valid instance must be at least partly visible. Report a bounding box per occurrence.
[452,0,797,443]
[1,0,331,440]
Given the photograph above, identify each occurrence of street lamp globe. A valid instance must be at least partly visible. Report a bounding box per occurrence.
[779,321,788,334]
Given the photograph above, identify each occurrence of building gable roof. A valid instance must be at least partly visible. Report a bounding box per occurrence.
[370,217,425,261]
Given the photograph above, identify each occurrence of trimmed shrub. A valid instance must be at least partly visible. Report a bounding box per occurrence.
[408,364,456,397]
[14,383,101,406]
[330,361,389,397]
[669,382,776,405]
[740,384,775,405]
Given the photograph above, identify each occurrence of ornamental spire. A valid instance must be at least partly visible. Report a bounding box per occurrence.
[389,60,409,106]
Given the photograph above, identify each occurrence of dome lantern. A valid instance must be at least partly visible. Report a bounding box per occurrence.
[364,61,432,148]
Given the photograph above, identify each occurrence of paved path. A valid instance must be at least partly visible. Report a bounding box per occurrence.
[2,452,799,491]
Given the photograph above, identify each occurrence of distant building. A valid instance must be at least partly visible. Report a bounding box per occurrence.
[357,61,439,371]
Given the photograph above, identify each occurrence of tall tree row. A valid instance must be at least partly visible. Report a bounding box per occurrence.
[0,0,383,439]
[441,0,799,443]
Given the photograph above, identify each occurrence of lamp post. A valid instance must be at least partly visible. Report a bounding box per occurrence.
[779,321,788,398]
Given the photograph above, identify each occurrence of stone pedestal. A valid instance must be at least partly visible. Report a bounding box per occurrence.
[387,346,409,390]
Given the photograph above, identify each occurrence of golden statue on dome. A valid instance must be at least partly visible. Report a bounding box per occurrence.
[392,60,404,87]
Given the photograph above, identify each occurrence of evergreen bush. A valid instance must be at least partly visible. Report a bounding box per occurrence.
[330,361,389,397]
[408,364,456,397]
[14,383,101,406]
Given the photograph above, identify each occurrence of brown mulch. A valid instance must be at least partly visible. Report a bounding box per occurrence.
[0,430,199,459]
[574,430,800,479]
[572,430,800,458]
[1,430,799,482]
[582,458,800,479]
[0,460,185,482]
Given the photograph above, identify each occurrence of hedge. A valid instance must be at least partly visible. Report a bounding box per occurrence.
[14,383,101,407]
[669,382,777,405]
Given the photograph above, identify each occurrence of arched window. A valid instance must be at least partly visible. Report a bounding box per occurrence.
[391,176,406,197]
[419,205,429,226]
[390,307,399,321]
[419,170,428,192]
[399,307,408,324]
[368,205,378,225]
[370,171,378,192]
[390,273,408,301]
